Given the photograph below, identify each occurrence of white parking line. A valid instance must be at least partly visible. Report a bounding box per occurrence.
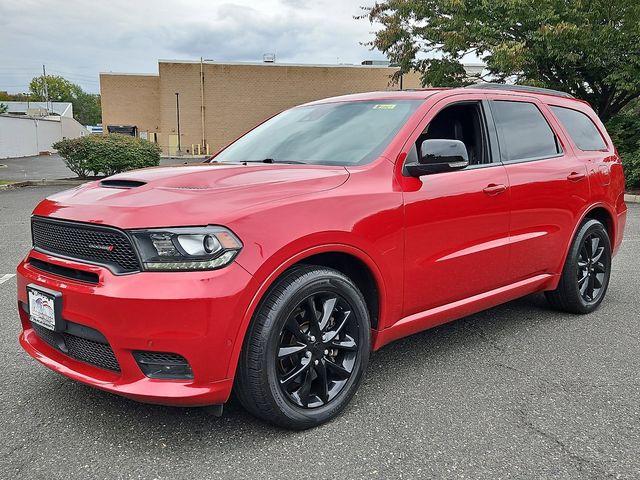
[0,274,16,285]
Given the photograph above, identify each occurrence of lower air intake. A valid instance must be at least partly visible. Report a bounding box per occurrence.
[133,351,193,379]
[31,322,121,372]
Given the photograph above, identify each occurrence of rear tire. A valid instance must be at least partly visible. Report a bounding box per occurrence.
[235,265,370,429]
[545,219,612,314]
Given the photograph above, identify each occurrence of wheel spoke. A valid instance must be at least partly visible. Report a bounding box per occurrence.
[330,334,357,351]
[590,237,600,257]
[579,275,590,296]
[278,343,307,358]
[324,310,351,343]
[305,296,322,337]
[586,273,595,301]
[592,247,605,263]
[325,358,351,380]
[593,272,604,289]
[580,245,589,261]
[292,368,313,407]
[315,360,329,404]
[577,260,588,268]
[319,297,337,332]
[285,316,308,344]
[594,261,606,273]
[577,271,589,286]
[280,358,311,386]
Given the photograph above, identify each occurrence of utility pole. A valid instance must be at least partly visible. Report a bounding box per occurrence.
[42,64,50,114]
[200,58,214,154]
[200,57,205,152]
[175,92,181,154]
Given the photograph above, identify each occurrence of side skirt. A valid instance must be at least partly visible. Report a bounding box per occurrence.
[372,273,556,350]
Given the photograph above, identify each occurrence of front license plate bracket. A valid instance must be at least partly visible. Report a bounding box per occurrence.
[27,284,65,332]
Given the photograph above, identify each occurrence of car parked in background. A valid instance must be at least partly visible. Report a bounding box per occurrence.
[16,85,626,429]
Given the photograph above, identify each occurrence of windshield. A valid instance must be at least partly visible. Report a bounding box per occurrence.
[213,100,423,166]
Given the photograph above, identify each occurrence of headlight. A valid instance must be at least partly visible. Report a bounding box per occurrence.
[130,226,243,271]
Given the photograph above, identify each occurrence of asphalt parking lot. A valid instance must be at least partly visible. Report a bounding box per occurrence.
[0,186,638,480]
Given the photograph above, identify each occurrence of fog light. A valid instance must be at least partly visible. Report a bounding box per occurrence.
[133,351,193,380]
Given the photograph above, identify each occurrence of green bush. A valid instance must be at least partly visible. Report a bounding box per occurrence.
[621,151,640,190]
[606,113,640,190]
[53,134,161,178]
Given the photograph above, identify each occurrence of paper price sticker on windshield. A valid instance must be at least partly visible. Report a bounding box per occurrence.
[373,104,396,110]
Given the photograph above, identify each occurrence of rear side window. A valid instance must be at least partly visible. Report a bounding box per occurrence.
[550,106,607,151]
[491,101,561,162]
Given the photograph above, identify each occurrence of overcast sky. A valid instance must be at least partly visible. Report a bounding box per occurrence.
[0,0,386,94]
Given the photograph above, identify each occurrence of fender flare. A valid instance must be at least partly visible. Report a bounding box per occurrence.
[551,202,617,289]
[224,243,388,379]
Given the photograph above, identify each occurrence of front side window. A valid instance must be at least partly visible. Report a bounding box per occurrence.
[491,101,561,162]
[213,100,423,166]
[550,106,607,151]
[418,102,490,166]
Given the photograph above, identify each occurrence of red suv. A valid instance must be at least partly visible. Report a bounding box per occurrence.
[17,85,627,429]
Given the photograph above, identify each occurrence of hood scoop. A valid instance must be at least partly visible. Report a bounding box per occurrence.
[100,179,147,189]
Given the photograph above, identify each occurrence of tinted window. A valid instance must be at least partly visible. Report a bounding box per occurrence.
[550,106,607,151]
[491,101,560,161]
[213,100,422,166]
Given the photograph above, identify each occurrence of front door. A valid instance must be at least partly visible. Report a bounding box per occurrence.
[401,96,511,317]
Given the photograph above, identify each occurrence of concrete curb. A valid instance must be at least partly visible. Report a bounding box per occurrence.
[0,179,88,191]
[625,194,640,204]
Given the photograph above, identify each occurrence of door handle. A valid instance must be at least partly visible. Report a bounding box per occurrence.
[483,184,507,196]
[567,172,586,182]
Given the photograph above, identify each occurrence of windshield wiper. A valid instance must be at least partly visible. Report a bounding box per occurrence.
[241,159,307,165]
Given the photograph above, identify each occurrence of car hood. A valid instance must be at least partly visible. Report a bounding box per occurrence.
[33,163,350,229]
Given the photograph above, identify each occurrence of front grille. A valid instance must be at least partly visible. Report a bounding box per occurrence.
[31,217,140,274]
[31,322,121,372]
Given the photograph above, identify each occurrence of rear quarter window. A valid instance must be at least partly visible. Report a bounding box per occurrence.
[550,105,608,151]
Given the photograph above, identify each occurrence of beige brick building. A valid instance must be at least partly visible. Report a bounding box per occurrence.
[100,60,482,155]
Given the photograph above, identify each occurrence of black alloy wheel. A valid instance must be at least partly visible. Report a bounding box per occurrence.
[235,266,370,429]
[277,293,359,408]
[545,218,612,314]
[576,232,607,303]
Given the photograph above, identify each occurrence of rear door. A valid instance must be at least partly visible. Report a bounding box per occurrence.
[487,95,590,282]
[548,104,625,253]
[400,94,511,317]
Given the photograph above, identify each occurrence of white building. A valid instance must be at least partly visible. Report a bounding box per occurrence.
[0,102,88,159]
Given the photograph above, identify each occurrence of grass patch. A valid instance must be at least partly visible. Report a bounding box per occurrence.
[0,180,15,186]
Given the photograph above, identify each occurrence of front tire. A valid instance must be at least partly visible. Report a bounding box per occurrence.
[235,266,370,429]
[545,219,612,314]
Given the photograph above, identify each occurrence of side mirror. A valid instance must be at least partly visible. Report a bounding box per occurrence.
[406,139,469,177]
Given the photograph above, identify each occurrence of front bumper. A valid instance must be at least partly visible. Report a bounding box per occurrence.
[16,250,253,406]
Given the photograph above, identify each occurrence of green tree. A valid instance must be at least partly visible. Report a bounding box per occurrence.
[363,0,640,121]
[73,91,102,126]
[29,75,76,103]
[29,75,101,125]
[606,100,640,189]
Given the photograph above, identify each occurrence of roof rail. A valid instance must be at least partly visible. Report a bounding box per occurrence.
[467,83,574,98]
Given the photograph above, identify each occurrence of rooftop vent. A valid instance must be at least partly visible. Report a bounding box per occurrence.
[263,53,276,63]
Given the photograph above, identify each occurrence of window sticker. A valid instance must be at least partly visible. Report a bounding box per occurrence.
[373,104,397,110]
